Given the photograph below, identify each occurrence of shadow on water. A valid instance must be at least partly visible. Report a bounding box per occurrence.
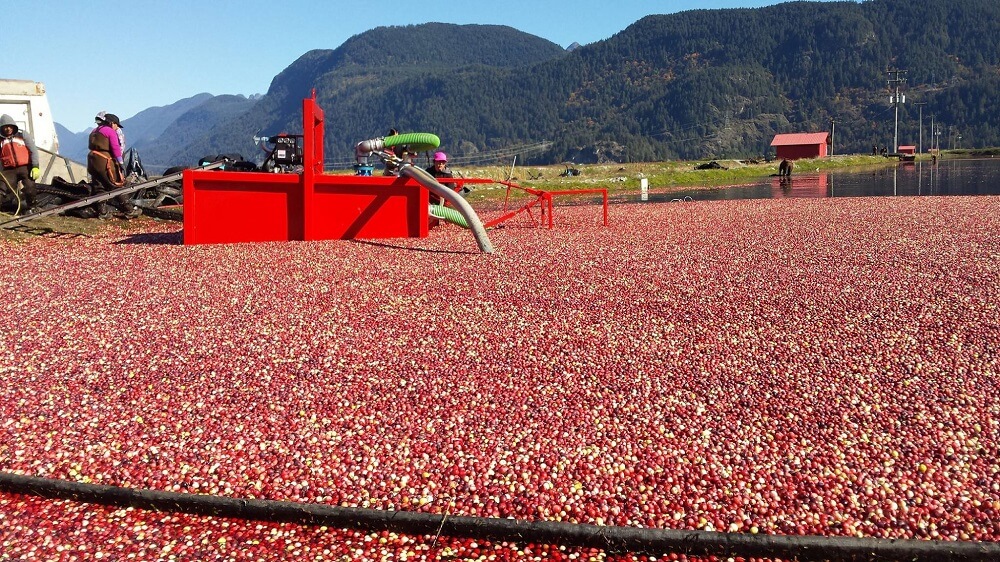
[631,158,1000,203]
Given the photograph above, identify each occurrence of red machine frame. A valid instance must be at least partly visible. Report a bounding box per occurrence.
[183,94,608,245]
[183,94,430,245]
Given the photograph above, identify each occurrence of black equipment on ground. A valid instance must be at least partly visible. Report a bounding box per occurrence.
[0,161,226,228]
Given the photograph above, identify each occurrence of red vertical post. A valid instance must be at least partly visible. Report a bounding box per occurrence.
[182,170,196,244]
[304,90,324,176]
[546,193,554,229]
[602,189,608,226]
[302,91,325,240]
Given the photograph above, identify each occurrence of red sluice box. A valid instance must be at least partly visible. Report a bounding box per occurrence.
[182,171,429,245]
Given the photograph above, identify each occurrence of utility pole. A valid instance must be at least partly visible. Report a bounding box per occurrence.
[830,118,836,156]
[887,68,907,153]
[931,115,937,152]
[914,102,927,154]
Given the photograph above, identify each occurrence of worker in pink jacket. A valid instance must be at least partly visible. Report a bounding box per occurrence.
[88,113,139,219]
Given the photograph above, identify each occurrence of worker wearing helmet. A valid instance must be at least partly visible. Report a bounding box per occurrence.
[427,151,450,175]
[425,151,459,205]
[426,151,455,181]
[426,151,469,196]
[0,114,40,214]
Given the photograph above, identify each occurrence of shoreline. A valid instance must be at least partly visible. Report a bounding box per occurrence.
[0,152,987,240]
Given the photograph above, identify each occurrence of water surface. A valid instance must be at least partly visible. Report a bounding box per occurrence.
[637,158,1000,202]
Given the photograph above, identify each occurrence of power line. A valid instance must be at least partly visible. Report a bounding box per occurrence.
[650,116,731,139]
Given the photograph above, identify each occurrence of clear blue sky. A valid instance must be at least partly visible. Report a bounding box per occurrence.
[6,0,845,133]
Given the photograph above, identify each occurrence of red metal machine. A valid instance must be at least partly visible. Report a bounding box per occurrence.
[183,94,433,246]
[182,93,605,250]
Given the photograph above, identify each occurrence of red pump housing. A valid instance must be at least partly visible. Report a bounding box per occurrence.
[182,94,429,245]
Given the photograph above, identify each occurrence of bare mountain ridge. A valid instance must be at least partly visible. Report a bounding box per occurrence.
[56,93,217,163]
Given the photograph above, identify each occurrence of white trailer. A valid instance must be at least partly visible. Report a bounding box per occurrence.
[0,79,58,152]
[1,79,87,183]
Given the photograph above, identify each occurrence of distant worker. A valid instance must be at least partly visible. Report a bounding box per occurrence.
[425,151,467,200]
[426,151,454,182]
[0,114,39,214]
[778,158,793,177]
[95,110,125,152]
[97,110,138,181]
[88,113,140,219]
[423,151,455,228]
[427,150,469,205]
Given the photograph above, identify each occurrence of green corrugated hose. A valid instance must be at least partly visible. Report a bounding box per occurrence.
[429,204,469,228]
[383,133,440,153]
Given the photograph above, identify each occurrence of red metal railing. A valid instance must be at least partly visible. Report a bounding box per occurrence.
[482,181,608,229]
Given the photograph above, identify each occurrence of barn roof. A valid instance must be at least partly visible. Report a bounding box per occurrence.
[770,132,830,146]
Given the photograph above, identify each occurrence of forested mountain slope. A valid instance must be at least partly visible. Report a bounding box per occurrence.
[153,0,1000,167]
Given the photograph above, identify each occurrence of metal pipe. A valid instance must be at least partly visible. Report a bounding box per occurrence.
[355,138,386,160]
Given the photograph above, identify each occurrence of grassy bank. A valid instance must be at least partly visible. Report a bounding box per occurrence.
[941,147,1000,158]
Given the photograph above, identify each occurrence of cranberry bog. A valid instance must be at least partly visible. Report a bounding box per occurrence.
[1,196,998,561]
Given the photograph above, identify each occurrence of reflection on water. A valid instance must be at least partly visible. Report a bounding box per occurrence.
[637,158,1000,202]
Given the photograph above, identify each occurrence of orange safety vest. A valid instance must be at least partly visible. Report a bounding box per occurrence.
[0,135,31,169]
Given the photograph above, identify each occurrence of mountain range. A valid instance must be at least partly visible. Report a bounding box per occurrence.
[56,93,257,167]
[56,0,1000,172]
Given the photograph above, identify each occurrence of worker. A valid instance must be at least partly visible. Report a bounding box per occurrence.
[95,111,125,150]
[424,151,465,204]
[0,114,40,214]
[95,110,126,152]
[426,151,454,181]
[426,151,465,189]
[89,113,140,219]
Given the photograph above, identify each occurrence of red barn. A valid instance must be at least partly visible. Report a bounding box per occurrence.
[898,145,916,155]
[770,132,830,160]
